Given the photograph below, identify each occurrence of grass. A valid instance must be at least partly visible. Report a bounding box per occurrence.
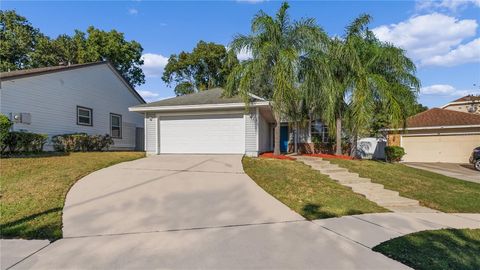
[242,157,388,220]
[0,151,145,240]
[373,229,480,270]
[326,159,480,213]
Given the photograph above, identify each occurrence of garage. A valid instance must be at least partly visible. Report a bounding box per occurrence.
[402,134,480,163]
[159,114,245,154]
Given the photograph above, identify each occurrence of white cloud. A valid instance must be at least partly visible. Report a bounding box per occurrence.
[137,90,160,102]
[141,53,169,77]
[372,13,478,67]
[421,84,480,96]
[422,38,480,66]
[128,8,138,15]
[417,0,480,12]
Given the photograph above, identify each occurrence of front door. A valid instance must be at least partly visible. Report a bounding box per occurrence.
[280,126,289,153]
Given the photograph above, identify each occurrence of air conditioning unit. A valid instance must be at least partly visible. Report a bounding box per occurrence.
[10,113,31,124]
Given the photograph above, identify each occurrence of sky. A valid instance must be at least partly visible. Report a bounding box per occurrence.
[3,0,480,108]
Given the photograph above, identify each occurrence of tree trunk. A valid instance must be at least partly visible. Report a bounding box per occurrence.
[350,132,358,158]
[335,117,342,155]
[294,122,298,154]
[274,111,281,156]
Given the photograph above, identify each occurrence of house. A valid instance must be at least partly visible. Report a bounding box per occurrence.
[0,61,146,150]
[387,95,480,163]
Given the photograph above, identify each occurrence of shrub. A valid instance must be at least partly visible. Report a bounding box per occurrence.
[385,146,405,162]
[52,133,114,152]
[0,114,13,153]
[2,131,48,154]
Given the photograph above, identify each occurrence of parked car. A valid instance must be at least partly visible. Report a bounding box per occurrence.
[469,146,480,171]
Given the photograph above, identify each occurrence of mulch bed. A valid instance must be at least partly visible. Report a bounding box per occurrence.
[302,153,354,160]
[259,152,296,160]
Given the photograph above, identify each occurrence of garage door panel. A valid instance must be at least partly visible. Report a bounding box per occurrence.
[402,135,480,163]
[159,114,245,154]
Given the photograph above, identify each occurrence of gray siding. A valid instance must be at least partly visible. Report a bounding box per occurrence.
[258,113,271,153]
[0,64,144,149]
[144,113,157,154]
[245,108,258,156]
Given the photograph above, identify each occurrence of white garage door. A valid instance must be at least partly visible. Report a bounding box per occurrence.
[159,114,245,154]
[402,134,480,163]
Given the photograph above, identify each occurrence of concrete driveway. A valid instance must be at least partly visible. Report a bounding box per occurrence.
[63,155,303,237]
[6,154,413,269]
[405,162,479,184]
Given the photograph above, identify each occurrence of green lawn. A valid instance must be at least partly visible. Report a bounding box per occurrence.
[326,159,480,213]
[373,229,480,270]
[242,157,388,220]
[0,152,145,240]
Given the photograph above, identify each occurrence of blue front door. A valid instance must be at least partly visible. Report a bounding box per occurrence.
[280,126,289,153]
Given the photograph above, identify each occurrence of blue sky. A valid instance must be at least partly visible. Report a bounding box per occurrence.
[3,0,480,107]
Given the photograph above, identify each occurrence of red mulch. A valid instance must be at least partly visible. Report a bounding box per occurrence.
[259,152,296,160]
[303,153,354,160]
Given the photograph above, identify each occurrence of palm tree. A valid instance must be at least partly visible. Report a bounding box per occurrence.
[225,2,326,155]
[303,14,419,156]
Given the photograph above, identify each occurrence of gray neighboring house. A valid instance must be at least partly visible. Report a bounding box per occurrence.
[129,88,274,156]
[1,61,146,150]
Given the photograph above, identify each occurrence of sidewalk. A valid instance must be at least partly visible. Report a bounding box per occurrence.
[3,212,479,270]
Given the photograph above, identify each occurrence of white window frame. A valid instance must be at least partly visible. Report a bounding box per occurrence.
[110,113,122,139]
[77,106,93,126]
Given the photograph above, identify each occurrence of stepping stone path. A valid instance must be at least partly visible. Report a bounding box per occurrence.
[295,156,438,213]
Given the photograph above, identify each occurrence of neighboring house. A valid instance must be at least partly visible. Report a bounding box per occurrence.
[387,96,480,163]
[0,61,146,150]
[129,88,330,156]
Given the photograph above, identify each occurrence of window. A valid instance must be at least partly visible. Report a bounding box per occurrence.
[77,106,92,126]
[311,120,329,143]
[110,113,122,138]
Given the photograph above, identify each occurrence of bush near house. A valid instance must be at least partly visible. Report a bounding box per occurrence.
[51,133,114,152]
[3,132,48,154]
[385,146,405,162]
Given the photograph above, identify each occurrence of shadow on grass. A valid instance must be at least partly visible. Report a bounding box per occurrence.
[1,152,70,159]
[1,207,62,240]
[301,203,366,220]
[373,229,480,270]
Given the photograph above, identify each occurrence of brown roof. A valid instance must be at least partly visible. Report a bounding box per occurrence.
[407,108,480,128]
[0,61,107,80]
[0,61,145,103]
[452,95,480,102]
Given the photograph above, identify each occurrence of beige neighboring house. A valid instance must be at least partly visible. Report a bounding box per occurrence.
[388,95,480,163]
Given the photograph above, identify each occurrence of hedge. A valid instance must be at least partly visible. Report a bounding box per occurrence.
[51,133,114,152]
[385,146,405,162]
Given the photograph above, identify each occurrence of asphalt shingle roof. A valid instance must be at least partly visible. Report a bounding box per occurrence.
[407,108,480,128]
[452,95,480,102]
[134,88,247,107]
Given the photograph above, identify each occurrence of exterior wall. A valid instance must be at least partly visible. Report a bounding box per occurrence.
[144,113,158,154]
[0,64,144,150]
[245,108,258,156]
[258,109,271,154]
[444,102,480,115]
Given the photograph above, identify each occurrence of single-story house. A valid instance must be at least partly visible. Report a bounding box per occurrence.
[0,61,146,150]
[387,95,480,163]
[129,88,330,156]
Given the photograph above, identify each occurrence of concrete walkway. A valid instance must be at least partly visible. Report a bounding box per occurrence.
[404,162,480,184]
[296,156,437,213]
[3,155,480,269]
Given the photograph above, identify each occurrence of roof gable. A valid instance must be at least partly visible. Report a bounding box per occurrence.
[0,62,145,104]
[134,88,251,107]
